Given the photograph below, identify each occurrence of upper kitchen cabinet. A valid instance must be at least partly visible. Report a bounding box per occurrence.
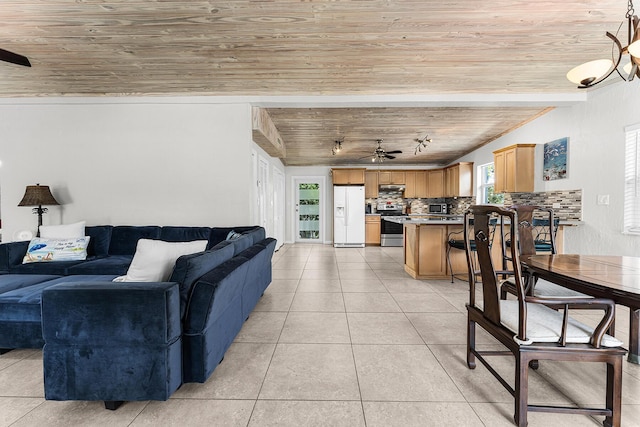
[405,170,428,198]
[365,171,379,198]
[444,162,474,197]
[427,169,445,198]
[493,144,535,193]
[378,171,405,185]
[332,168,366,185]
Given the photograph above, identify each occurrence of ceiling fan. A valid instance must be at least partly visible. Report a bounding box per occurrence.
[361,139,402,162]
[0,48,31,67]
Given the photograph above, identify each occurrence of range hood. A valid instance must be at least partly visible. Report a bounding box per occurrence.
[378,184,405,194]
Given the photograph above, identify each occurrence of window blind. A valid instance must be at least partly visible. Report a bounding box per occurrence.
[624,124,640,235]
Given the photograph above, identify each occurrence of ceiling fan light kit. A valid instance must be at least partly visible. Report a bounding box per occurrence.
[369,139,402,163]
[567,0,640,88]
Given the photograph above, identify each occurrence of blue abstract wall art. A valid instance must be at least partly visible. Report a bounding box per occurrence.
[543,137,568,181]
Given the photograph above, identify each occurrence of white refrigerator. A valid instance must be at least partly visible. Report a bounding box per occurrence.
[333,185,365,248]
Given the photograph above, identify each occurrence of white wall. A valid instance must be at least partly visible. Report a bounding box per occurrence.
[456,80,640,256]
[0,101,254,240]
[251,141,286,244]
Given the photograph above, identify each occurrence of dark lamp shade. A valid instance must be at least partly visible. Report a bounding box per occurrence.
[18,184,60,207]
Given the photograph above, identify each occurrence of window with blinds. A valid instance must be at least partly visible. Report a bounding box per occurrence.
[624,124,640,235]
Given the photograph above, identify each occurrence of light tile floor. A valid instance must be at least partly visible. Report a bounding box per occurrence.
[1,244,640,426]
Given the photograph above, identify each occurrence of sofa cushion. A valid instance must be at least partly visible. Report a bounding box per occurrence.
[23,237,90,263]
[0,241,30,272]
[65,255,133,276]
[115,239,208,282]
[241,227,266,245]
[85,226,113,257]
[108,226,162,256]
[9,259,89,275]
[208,226,259,249]
[230,234,253,256]
[39,221,86,238]
[160,226,212,242]
[0,274,61,295]
[170,243,235,318]
[0,275,118,323]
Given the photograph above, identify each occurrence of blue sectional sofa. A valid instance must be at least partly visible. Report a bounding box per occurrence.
[0,225,276,408]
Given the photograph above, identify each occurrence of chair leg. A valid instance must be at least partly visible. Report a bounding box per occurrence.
[446,244,454,283]
[467,317,476,369]
[604,357,623,427]
[514,353,529,427]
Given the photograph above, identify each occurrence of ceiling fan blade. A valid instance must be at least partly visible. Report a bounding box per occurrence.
[385,150,402,154]
[384,154,396,159]
[0,48,31,67]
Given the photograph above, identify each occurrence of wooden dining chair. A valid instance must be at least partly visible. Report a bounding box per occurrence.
[499,205,587,299]
[465,205,626,427]
[446,217,498,283]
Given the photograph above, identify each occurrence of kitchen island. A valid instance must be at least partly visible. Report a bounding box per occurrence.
[386,215,576,280]
[387,215,466,279]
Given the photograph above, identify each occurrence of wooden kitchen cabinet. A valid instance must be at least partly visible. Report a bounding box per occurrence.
[404,171,416,198]
[493,144,535,193]
[332,168,365,185]
[378,170,405,185]
[444,162,474,197]
[390,171,405,184]
[427,169,445,198]
[404,223,448,278]
[365,215,381,245]
[405,170,428,199]
[414,170,428,198]
[364,171,379,198]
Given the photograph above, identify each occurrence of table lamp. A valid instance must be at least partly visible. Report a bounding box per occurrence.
[18,183,60,236]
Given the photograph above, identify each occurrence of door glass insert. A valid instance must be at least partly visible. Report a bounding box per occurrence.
[298,183,320,240]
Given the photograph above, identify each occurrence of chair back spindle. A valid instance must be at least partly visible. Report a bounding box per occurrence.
[466,206,528,342]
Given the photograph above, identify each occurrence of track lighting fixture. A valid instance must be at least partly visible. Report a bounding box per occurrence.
[414,135,432,155]
[331,140,343,156]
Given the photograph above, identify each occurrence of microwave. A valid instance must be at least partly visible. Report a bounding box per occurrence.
[428,203,448,214]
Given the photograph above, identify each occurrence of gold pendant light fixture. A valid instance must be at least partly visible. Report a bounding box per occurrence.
[567,0,640,88]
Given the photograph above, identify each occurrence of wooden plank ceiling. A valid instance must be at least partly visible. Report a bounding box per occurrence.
[267,107,552,166]
[0,1,629,165]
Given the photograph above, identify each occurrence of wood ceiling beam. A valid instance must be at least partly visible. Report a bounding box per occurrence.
[252,107,286,159]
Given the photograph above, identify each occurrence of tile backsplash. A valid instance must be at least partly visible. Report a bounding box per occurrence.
[366,189,582,221]
[504,190,582,221]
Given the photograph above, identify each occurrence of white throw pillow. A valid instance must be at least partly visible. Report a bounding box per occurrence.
[114,239,208,282]
[22,237,91,263]
[39,221,86,238]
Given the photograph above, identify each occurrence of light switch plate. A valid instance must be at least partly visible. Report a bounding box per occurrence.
[597,195,610,205]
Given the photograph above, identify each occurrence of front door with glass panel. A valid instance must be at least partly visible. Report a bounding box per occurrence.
[295,180,322,242]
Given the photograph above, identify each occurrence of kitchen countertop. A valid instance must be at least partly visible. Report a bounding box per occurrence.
[383,215,583,226]
[383,215,463,225]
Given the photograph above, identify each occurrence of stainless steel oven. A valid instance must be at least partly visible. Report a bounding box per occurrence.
[377,203,407,247]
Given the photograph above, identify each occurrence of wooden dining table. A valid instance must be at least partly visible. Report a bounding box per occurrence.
[521,254,640,363]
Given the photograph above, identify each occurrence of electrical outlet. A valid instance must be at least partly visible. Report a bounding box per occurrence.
[597,195,610,205]
[552,203,561,209]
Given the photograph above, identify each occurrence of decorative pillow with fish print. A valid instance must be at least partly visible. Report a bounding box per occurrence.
[22,237,91,263]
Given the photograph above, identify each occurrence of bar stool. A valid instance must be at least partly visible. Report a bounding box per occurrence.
[446,217,497,283]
